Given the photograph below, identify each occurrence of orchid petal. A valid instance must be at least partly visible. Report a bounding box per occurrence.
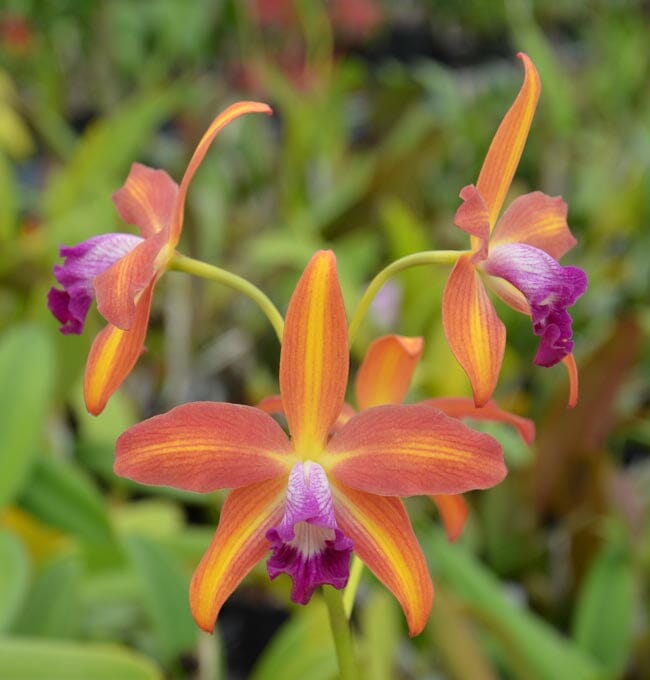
[430,495,469,543]
[190,477,286,632]
[355,335,423,410]
[477,53,541,230]
[483,244,587,367]
[94,230,167,330]
[84,282,154,415]
[454,185,490,259]
[563,353,579,408]
[280,251,349,455]
[114,403,292,492]
[170,101,272,245]
[491,191,576,259]
[424,397,535,445]
[333,482,433,637]
[257,394,356,435]
[326,404,506,496]
[442,254,505,406]
[112,163,179,239]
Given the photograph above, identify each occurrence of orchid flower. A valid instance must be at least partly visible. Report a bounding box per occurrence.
[114,250,507,636]
[48,102,272,415]
[442,53,587,407]
[262,334,534,541]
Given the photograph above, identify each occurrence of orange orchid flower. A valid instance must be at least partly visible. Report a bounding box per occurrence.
[262,334,535,542]
[442,53,587,407]
[48,102,272,415]
[114,251,507,636]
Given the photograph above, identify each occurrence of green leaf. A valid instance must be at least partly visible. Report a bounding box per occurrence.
[0,531,30,632]
[424,529,604,680]
[251,598,337,680]
[359,589,400,680]
[18,454,113,544]
[0,637,162,680]
[0,325,54,509]
[124,535,196,661]
[572,538,635,677]
[12,554,83,638]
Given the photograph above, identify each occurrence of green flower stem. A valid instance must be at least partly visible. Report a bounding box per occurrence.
[342,555,364,618]
[169,253,284,342]
[323,586,358,680]
[347,250,469,345]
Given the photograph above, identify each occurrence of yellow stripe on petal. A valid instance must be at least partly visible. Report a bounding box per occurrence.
[280,251,349,455]
[476,53,541,231]
[190,477,286,632]
[355,335,423,410]
[84,282,155,415]
[442,255,505,406]
[333,482,433,637]
[170,101,272,245]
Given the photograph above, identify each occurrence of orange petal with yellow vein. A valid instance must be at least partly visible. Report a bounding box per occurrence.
[476,53,541,230]
[84,281,155,415]
[355,335,423,410]
[190,477,286,632]
[326,404,506,496]
[170,102,272,245]
[424,397,535,445]
[94,231,166,330]
[490,192,576,260]
[114,402,292,492]
[280,250,349,455]
[442,254,506,407]
[430,494,469,543]
[333,482,433,637]
[112,163,179,239]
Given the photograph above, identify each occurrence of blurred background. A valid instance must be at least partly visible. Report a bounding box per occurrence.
[0,1,648,678]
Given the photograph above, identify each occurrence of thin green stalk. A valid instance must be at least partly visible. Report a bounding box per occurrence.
[342,555,364,618]
[169,252,284,342]
[348,250,468,345]
[323,586,358,680]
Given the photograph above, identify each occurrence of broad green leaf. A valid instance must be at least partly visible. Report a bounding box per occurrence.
[0,637,162,680]
[572,538,635,677]
[0,325,54,509]
[18,454,113,544]
[124,535,196,661]
[424,529,604,680]
[12,554,82,638]
[251,598,337,680]
[0,531,30,632]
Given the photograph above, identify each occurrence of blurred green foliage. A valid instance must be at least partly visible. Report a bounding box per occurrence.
[0,1,648,678]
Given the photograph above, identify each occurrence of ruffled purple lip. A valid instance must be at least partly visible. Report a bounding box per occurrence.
[266,462,353,604]
[483,243,587,367]
[47,233,142,335]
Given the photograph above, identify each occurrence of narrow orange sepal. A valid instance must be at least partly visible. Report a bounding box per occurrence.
[333,482,433,637]
[280,250,349,455]
[355,335,423,410]
[170,102,272,245]
[84,282,155,415]
[190,477,286,632]
[442,254,506,406]
[476,53,541,230]
[562,353,579,408]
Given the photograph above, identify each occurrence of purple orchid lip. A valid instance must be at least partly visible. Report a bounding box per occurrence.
[482,243,587,367]
[266,461,353,604]
[48,233,143,335]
